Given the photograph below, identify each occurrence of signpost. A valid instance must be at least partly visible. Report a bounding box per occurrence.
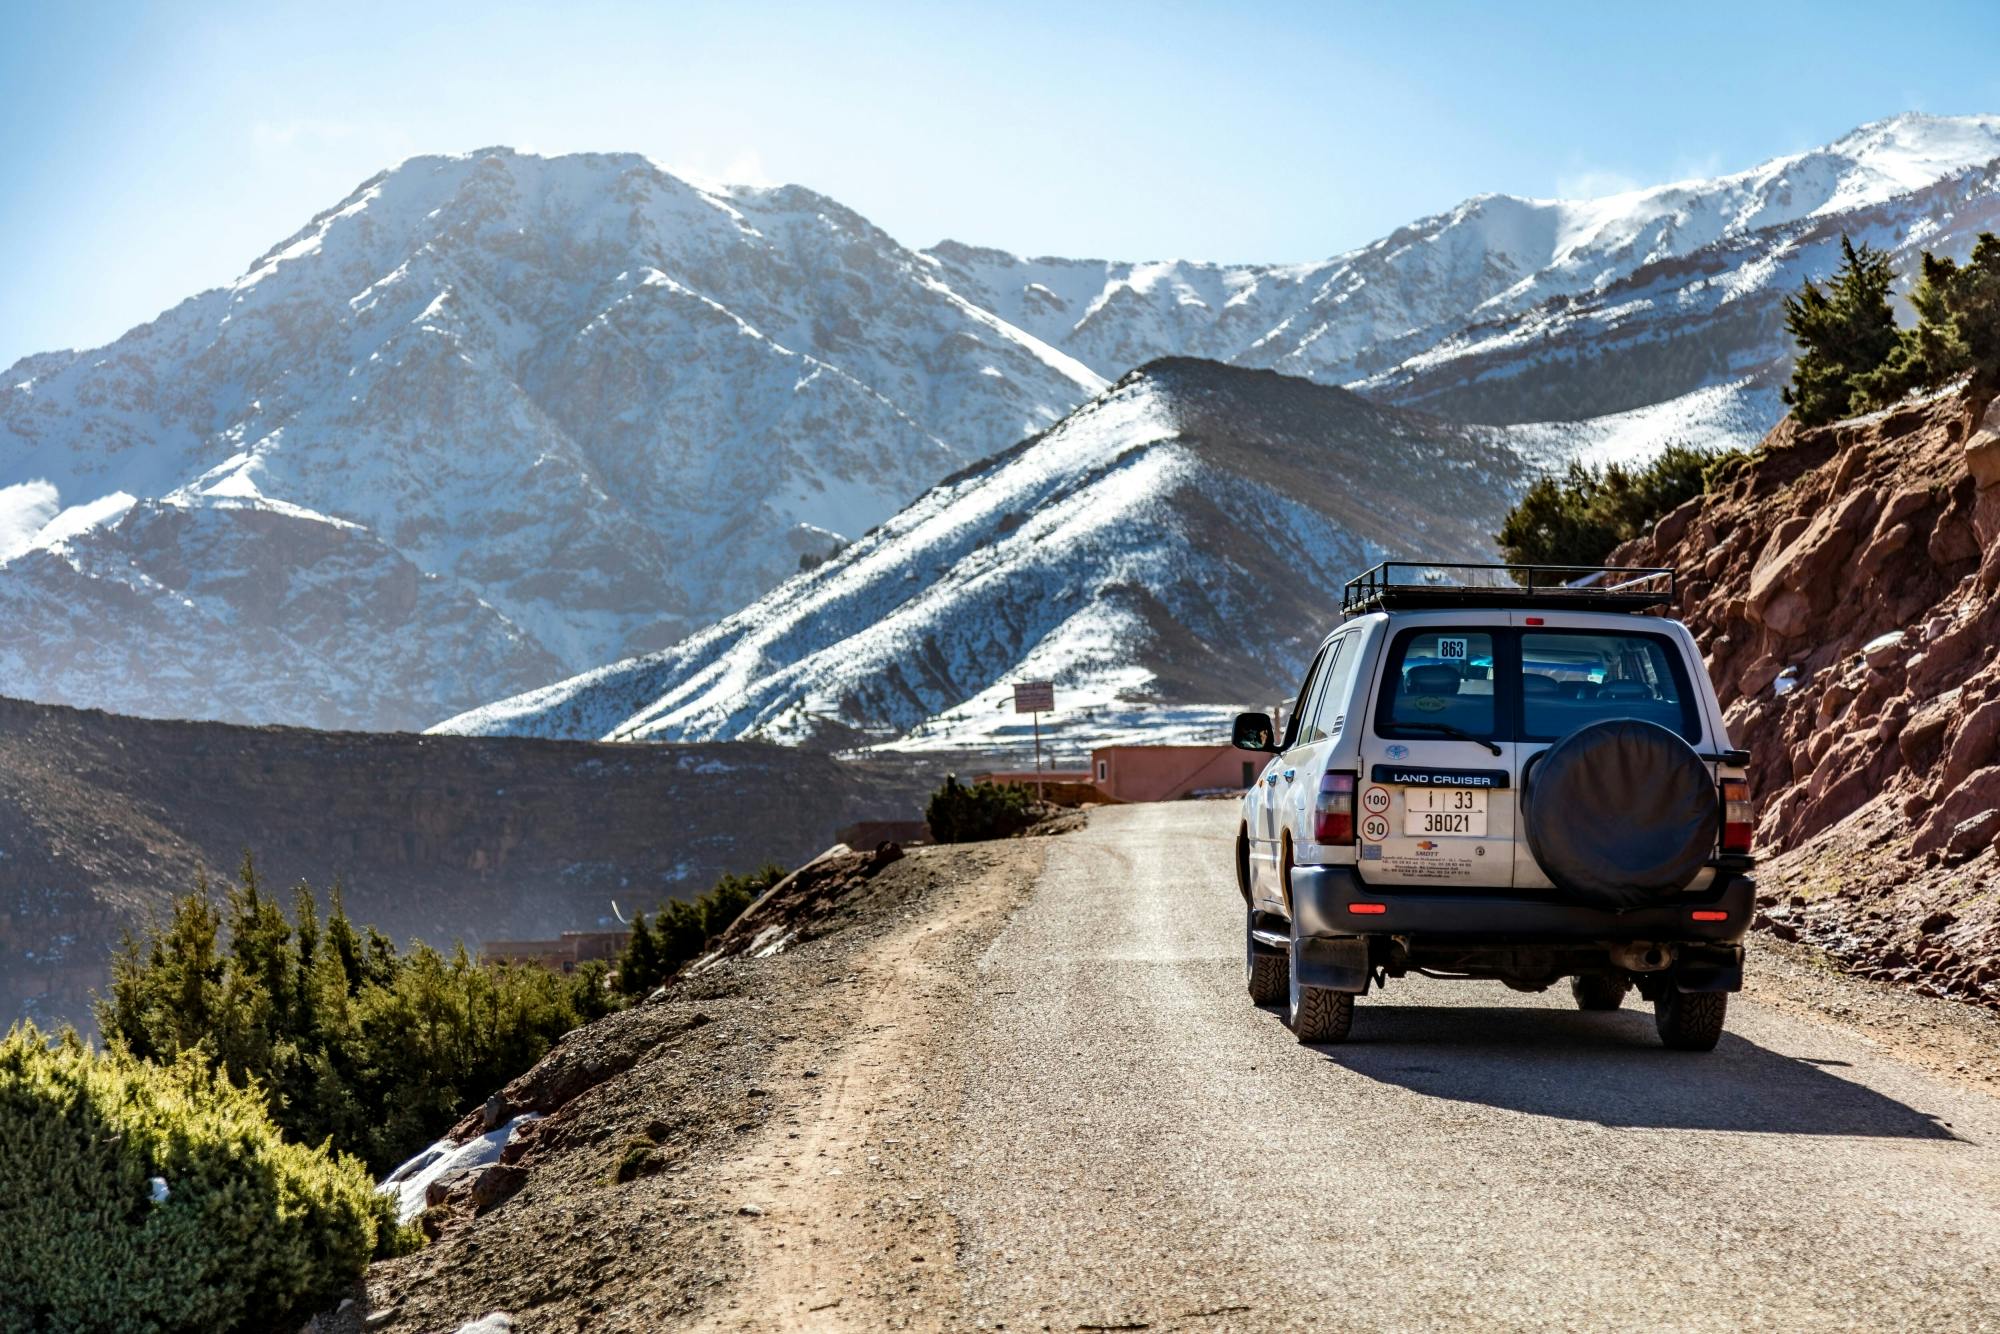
[1013,681,1055,800]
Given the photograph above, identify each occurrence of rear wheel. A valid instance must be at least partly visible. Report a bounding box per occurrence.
[1245,915,1286,1006]
[1654,989,1727,1051]
[1288,932,1354,1044]
[1570,975,1630,1011]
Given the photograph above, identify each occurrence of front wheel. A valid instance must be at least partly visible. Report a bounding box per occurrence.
[1654,989,1727,1051]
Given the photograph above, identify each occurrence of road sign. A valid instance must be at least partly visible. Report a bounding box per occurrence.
[1013,681,1054,713]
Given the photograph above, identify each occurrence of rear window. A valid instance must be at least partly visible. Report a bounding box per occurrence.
[1519,630,1698,742]
[1378,629,1497,739]
[1371,626,1702,744]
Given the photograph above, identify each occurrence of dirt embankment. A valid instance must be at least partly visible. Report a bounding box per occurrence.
[1615,385,2000,1010]
[321,832,1050,1332]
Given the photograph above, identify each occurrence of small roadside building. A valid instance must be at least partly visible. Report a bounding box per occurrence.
[1089,745,1256,804]
[483,929,629,974]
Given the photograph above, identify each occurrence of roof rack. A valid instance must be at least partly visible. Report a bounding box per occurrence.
[1341,562,1676,616]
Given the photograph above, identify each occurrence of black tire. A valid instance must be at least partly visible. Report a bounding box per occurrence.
[1571,975,1630,1011]
[1246,916,1287,1006]
[1288,945,1354,1044]
[1654,989,1727,1051]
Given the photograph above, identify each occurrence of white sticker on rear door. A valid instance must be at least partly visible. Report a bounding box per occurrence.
[1438,638,1468,659]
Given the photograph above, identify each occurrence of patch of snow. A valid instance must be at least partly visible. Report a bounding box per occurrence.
[377,1114,540,1224]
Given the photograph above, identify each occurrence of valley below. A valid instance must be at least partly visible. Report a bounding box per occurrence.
[0,695,945,1029]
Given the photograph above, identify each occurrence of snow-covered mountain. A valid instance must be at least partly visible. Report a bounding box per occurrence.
[0,150,1100,728]
[7,115,2000,730]
[434,359,1526,749]
[930,113,2000,430]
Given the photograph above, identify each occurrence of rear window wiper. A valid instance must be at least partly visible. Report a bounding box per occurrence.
[1389,723,1502,756]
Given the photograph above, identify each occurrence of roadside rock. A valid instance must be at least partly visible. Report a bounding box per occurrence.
[1613,383,2000,1012]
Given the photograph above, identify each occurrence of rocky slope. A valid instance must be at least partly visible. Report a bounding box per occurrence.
[1614,384,2000,1009]
[434,359,1526,750]
[0,696,943,1029]
[10,117,2000,730]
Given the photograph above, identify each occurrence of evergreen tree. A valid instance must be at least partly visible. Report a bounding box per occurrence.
[654,899,709,974]
[617,910,663,996]
[1782,235,1902,426]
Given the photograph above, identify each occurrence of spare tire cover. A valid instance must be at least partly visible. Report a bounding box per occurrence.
[1522,719,1718,911]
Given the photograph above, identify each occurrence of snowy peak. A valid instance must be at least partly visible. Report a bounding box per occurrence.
[0,146,1106,728]
[434,358,1528,750]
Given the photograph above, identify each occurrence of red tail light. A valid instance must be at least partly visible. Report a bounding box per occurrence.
[1349,903,1387,915]
[1720,777,1754,854]
[1691,910,1729,922]
[1315,770,1357,844]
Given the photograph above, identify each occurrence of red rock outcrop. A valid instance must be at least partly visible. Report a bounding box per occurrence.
[1615,386,2000,1008]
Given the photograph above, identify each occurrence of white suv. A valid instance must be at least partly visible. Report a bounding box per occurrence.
[1233,563,1754,1051]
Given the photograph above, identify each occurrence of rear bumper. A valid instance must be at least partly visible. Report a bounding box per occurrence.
[1287,864,1755,946]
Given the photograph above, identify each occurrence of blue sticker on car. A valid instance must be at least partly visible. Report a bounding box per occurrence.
[1384,744,1410,760]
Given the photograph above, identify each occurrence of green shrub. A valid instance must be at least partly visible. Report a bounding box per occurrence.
[616,863,787,996]
[926,776,1038,844]
[0,1024,405,1334]
[1496,443,1737,567]
[100,858,598,1174]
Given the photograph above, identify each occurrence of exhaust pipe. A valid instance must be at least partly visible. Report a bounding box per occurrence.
[1608,942,1675,973]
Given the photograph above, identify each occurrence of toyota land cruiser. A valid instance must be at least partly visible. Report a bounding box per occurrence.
[1231,563,1754,1051]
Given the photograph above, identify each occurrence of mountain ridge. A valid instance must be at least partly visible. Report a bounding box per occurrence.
[434,357,1527,749]
[8,114,2000,730]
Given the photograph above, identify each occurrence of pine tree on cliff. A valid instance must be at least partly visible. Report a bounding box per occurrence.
[1851,231,2000,410]
[1783,235,1901,426]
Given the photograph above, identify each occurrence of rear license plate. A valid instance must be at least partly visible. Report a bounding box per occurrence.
[1403,787,1487,837]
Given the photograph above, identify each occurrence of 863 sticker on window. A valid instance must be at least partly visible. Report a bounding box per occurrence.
[1437,637,1468,660]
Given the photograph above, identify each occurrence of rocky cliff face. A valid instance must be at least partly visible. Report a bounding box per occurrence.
[0,696,943,1029]
[1616,386,2000,1009]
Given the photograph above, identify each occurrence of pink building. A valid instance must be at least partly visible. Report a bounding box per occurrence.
[1089,745,1257,804]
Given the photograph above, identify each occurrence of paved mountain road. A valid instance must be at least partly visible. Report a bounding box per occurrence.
[713,801,2000,1331]
[934,801,2000,1331]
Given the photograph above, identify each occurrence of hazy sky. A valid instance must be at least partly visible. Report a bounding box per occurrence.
[7,0,2000,366]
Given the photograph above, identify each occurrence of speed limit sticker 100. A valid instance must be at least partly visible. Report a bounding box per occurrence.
[1361,786,1392,815]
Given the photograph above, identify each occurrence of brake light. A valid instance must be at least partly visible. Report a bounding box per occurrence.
[1720,777,1753,854]
[1315,770,1357,844]
[1691,910,1729,922]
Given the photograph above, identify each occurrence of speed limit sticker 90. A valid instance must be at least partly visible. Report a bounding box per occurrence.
[1361,786,1392,815]
[1361,814,1391,842]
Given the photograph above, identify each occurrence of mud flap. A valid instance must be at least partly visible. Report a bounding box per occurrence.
[1294,936,1371,994]
[1673,945,1744,993]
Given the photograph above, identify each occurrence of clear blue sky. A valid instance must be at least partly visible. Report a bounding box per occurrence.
[7,0,2000,367]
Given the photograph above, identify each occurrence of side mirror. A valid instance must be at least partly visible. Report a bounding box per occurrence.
[1231,711,1278,753]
